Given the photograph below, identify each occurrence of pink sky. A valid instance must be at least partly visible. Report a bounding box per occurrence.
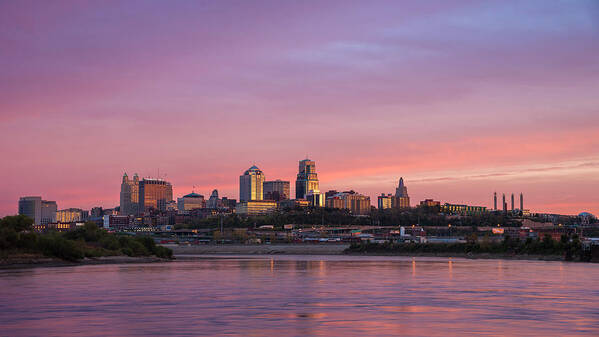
[1,1,598,216]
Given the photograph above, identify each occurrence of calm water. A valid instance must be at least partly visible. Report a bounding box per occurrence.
[1,255,599,337]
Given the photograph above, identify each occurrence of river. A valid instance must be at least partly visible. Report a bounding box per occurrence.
[1,255,598,336]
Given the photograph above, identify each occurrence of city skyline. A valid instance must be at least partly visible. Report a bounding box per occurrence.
[1,1,599,216]
[8,161,583,217]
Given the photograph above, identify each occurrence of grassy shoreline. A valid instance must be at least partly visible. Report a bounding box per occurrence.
[0,253,172,269]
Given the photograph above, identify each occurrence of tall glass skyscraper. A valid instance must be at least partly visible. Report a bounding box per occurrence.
[239,165,265,202]
[295,158,320,199]
[138,178,173,213]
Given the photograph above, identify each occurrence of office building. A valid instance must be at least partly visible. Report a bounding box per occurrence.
[138,178,173,213]
[239,165,265,202]
[440,203,487,215]
[18,196,57,226]
[206,189,221,208]
[295,158,320,199]
[394,177,410,208]
[306,189,324,207]
[420,199,441,207]
[177,192,205,213]
[325,191,371,215]
[263,180,290,201]
[378,194,394,209]
[236,200,277,215]
[56,208,87,223]
[279,199,310,209]
[120,173,139,216]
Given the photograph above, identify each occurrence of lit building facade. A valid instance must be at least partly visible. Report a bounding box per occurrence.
[420,199,441,207]
[240,165,265,202]
[263,180,290,201]
[138,178,173,213]
[440,203,487,215]
[295,159,320,199]
[378,194,394,209]
[120,173,139,216]
[394,177,410,208]
[177,192,205,213]
[236,200,277,215]
[56,208,87,223]
[325,191,371,215]
[306,190,324,207]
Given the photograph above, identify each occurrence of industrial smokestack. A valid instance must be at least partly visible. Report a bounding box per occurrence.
[511,193,514,211]
[494,192,497,210]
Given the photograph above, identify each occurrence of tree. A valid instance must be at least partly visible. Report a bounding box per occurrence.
[0,215,34,232]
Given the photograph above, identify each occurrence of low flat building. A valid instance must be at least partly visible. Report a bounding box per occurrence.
[279,199,309,209]
[326,191,371,215]
[236,200,277,215]
[440,203,487,215]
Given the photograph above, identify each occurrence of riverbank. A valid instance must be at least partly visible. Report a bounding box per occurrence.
[169,243,350,255]
[343,250,566,261]
[169,244,570,261]
[0,254,171,269]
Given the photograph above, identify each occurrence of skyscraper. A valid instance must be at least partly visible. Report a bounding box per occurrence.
[239,165,265,202]
[120,173,139,215]
[394,177,410,208]
[264,180,290,201]
[138,178,173,213]
[295,158,320,199]
[520,193,524,211]
[206,189,221,208]
[18,196,57,225]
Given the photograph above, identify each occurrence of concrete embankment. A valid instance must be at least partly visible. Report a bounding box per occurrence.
[169,243,350,255]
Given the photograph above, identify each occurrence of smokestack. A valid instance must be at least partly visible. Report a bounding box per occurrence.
[520,193,523,211]
[494,192,497,210]
[511,193,514,211]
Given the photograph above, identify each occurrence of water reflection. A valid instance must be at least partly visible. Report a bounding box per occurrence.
[1,255,599,336]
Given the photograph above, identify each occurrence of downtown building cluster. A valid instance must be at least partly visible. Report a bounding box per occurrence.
[20,156,584,234]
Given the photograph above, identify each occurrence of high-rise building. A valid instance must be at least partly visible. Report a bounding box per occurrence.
[120,173,139,215]
[325,191,371,215]
[18,196,57,225]
[206,189,222,208]
[239,165,265,202]
[263,180,290,201]
[295,159,320,199]
[520,193,524,211]
[394,177,410,208]
[41,200,57,225]
[138,178,173,213]
[378,194,394,209]
[177,192,205,213]
[306,190,324,207]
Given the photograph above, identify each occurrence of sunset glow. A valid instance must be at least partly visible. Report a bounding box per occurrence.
[1,0,598,215]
